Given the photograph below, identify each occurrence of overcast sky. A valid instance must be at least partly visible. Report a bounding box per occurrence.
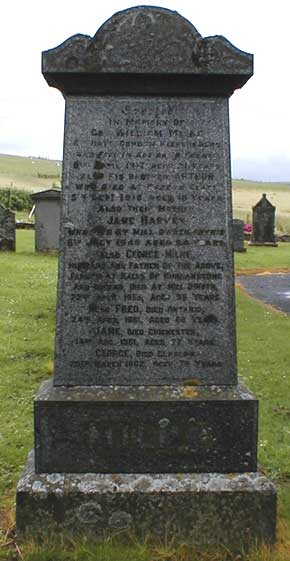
[1,0,289,181]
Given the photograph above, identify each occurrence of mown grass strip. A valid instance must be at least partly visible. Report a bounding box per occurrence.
[234,243,290,272]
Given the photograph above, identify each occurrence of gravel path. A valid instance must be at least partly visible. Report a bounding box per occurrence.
[237,273,290,314]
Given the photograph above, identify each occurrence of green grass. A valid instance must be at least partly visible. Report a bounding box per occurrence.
[0,231,57,503]
[0,232,290,559]
[236,290,290,503]
[0,154,62,191]
[3,532,290,561]
[235,243,290,272]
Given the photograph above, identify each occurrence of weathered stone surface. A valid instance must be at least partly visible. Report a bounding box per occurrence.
[16,6,277,547]
[233,219,246,252]
[250,194,277,246]
[35,379,257,474]
[0,205,15,251]
[31,189,61,252]
[17,451,276,546]
[42,7,253,96]
[54,96,236,386]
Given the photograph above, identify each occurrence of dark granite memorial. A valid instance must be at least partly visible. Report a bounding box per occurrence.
[16,6,276,547]
[0,205,15,251]
[35,381,257,474]
[233,218,246,252]
[249,193,277,246]
[55,93,237,387]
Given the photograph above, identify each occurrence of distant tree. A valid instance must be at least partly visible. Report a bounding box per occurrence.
[0,188,33,211]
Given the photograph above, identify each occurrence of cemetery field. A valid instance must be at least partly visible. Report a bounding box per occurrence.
[235,242,290,273]
[0,231,290,559]
[0,154,62,191]
[232,179,290,235]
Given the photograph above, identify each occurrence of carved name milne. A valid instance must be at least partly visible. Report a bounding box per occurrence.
[54,97,236,385]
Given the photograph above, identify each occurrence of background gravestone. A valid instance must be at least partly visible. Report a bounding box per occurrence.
[16,6,276,547]
[233,218,246,252]
[0,205,15,251]
[249,193,277,246]
[31,188,61,252]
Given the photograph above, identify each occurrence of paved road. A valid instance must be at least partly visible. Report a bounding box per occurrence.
[237,273,290,314]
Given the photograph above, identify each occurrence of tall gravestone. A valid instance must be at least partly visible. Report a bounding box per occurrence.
[249,193,277,246]
[0,205,15,251]
[31,188,61,252]
[233,218,246,252]
[16,7,276,547]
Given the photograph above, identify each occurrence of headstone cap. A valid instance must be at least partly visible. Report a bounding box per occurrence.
[30,188,61,201]
[42,5,253,96]
[253,193,276,211]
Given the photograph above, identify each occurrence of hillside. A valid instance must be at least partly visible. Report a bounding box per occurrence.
[0,154,62,191]
[1,154,290,233]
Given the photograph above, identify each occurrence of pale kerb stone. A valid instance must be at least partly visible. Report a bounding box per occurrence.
[30,189,61,252]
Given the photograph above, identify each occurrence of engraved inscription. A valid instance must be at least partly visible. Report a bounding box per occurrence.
[55,97,235,384]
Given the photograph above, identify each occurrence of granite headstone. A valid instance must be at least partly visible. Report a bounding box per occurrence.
[54,95,237,387]
[233,218,246,252]
[17,6,276,548]
[0,205,15,251]
[250,193,277,246]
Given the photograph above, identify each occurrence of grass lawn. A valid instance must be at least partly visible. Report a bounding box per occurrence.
[0,231,57,505]
[0,232,290,559]
[235,242,290,273]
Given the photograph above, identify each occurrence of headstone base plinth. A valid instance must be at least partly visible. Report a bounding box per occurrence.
[17,451,276,546]
[34,379,258,474]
